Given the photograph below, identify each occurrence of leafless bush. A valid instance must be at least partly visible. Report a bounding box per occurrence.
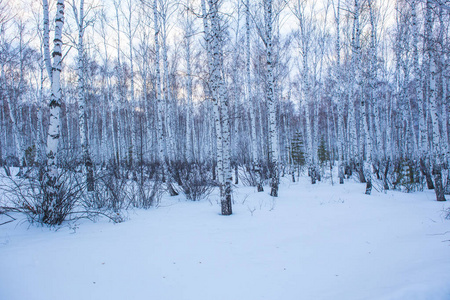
[0,167,85,226]
[169,161,214,201]
[130,178,162,209]
[240,165,258,186]
[92,168,130,212]
[0,164,134,226]
[392,159,423,193]
[240,163,268,187]
[93,165,162,211]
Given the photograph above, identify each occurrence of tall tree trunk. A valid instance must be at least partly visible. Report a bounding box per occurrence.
[429,54,446,201]
[201,0,222,184]
[37,58,45,166]
[184,0,194,163]
[74,0,94,192]
[154,0,177,195]
[265,0,279,197]
[43,0,65,224]
[126,0,137,179]
[2,66,23,174]
[161,5,175,164]
[154,0,165,176]
[207,0,232,215]
[246,0,263,192]
[421,0,435,190]
[334,0,344,184]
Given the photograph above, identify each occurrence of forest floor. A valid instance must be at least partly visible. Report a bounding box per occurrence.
[1,173,450,300]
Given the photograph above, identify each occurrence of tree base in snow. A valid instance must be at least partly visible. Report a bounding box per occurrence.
[365,180,372,195]
[432,165,446,202]
[257,184,264,193]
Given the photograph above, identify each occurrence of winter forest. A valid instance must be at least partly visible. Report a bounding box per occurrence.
[1,0,449,221]
[1,0,450,298]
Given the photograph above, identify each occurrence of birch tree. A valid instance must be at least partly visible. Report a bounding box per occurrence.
[151,0,178,195]
[332,0,345,184]
[426,1,446,201]
[429,52,446,201]
[1,26,24,175]
[411,0,427,159]
[72,0,94,191]
[123,0,139,177]
[246,0,263,192]
[264,0,280,197]
[182,0,194,163]
[200,0,222,180]
[361,0,373,195]
[42,0,66,224]
[205,0,232,214]
[159,0,176,164]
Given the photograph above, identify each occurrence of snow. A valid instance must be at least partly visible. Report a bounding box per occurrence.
[1,176,450,300]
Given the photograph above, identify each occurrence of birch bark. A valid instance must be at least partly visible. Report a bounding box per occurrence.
[207,0,232,214]
[422,0,435,190]
[265,0,279,197]
[184,0,194,163]
[412,0,427,157]
[73,0,94,191]
[43,0,65,224]
[154,0,165,174]
[201,0,223,186]
[429,54,446,201]
[125,0,137,177]
[245,0,263,191]
[334,0,344,184]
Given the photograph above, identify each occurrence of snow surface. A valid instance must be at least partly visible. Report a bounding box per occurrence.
[1,176,450,300]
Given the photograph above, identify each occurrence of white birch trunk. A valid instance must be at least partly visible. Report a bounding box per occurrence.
[73,0,94,191]
[246,0,263,191]
[302,55,314,184]
[368,0,381,164]
[43,0,52,84]
[211,0,229,209]
[207,0,232,214]
[354,0,370,189]
[334,0,344,184]
[2,66,23,172]
[45,0,64,179]
[429,54,446,201]
[154,0,166,172]
[114,0,123,166]
[349,19,358,169]
[42,0,65,224]
[265,0,279,197]
[184,0,193,163]
[412,0,426,157]
[126,0,137,176]
[38,56,45,165]
[438,7,449,169]
[201,0,223,185]
[443,60,449,168]
[422,0,435,190]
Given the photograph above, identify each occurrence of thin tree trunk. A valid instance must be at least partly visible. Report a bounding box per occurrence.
[184,0,194,163]
[429,54,446,201]
[74,0,94,191]
[334,0,344,184]
[265,0,279,197]
[246,0,263,192]
[207,0,232,215]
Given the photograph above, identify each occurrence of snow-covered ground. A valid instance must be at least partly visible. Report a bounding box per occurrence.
[1,176,450,300]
